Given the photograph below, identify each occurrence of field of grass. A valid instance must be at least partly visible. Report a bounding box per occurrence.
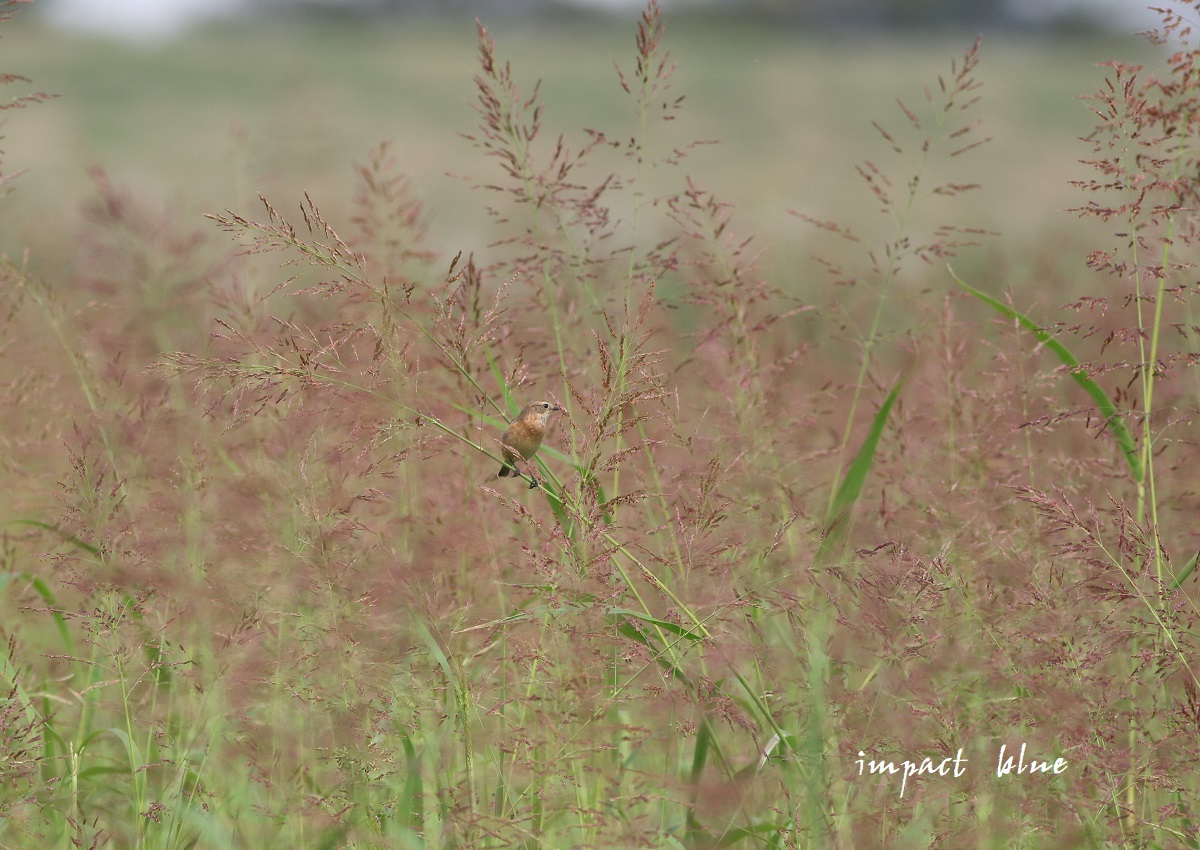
[2,2,1200,848]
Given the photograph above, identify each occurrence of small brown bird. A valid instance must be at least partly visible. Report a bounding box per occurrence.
[498,400,562,488]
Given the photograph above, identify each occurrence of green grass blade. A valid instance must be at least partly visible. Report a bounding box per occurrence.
[0,570,73,655]
[685,718,714,840]
[4,518,101,556]
[950,267,1142,482]
[612,621,690,684]
[417,621,455,686]
[690,717,713,785]
[539,480,573,539]
[604,607,705,641]
[1168,550,1199,592]
[816,378,904,564]
[483,343,511,413]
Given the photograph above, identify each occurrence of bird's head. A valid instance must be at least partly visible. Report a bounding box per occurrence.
[519,401,563,427]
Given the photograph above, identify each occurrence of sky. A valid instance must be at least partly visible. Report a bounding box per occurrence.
[34,0,1188,41]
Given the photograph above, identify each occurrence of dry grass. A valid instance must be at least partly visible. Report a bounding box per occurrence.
[2,1,1200,848]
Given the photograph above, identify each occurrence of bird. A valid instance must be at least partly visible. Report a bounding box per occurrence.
[498,400,563,489]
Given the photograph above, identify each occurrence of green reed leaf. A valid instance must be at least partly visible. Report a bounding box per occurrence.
[816,378,904,564]
[950,267,1142,482]
[1168,550,1199,592]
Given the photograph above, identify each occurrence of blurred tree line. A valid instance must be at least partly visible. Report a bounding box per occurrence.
[253,0,1045,30]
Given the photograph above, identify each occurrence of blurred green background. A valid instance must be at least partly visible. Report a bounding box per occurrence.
[0,9,1165,289]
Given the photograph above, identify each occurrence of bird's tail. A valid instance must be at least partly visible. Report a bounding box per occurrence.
[498,465,513,477]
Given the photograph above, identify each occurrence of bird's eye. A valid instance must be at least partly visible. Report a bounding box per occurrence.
[541,403,549,408]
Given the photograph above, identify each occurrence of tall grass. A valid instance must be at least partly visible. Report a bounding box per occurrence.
[2,1,1200,848]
